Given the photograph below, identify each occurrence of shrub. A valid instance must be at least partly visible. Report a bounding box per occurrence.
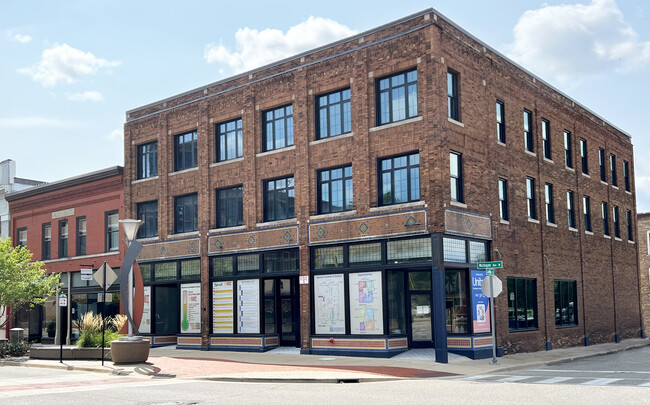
[0,341,30,358]
[75,312,126,348]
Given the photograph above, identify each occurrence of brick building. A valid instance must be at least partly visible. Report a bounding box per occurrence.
[6,166,124,343]
[639,213,650,333]
[123,9,640,359]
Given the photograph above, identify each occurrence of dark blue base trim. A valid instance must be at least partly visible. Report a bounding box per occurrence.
[449,347,503,359]
[303,348,407,358]
[149,342,176,348]
[176,345,208,350]
[208,345,275,352]
[545,341,553,351]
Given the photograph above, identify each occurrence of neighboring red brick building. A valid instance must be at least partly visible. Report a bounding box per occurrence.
[123,9,640,359]
[639,213,650,334]
[6,166,124,342]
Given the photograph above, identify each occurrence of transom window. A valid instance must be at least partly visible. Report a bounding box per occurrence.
[378,69,418,125]
[216,118,243,162]
[174,194,198,234]
[317,88,351,139]
[379,152,420,206]
[318,165,353,214]
[137,201,158,238]
[174,131,198,171]
[137,141,158,179]
[217,186,243,228]
[263,105,293,152]
[264,177,295,221]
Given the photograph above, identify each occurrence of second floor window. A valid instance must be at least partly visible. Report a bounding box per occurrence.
[498,178,508,221]
[174,131,198,171]
[524,109,533,152]
[17,228,27,247]
[378,69,418,125]
[599,148,606,182]
[379,153,420,206]
[174,194,198,233]
[317,89,351,139]
[567,190,576,229]
[545,183,555,224]
[580,138,588,174]
[602,202,610,236]
[263,105,293,152]
[216,118,243,162]
[137,201,159,238]
[526,177,537,220]
[264,177,295,221]
[542,119,551,160]
[496,100,505,143]
[42,223,51,260]
[137,141,158,179]
[318,166,353,214]
[59,220,68,258]
[447,69,459,121]
[450,151,463,203]
[564,130,573,168]
[610,154,617,187]
[105,211,119,251]
[217,186,243,228]
[583,195,592,232]
[76,217,86,256]
[624,160,630,192]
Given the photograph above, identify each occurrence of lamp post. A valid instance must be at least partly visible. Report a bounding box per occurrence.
[119,219,142,339]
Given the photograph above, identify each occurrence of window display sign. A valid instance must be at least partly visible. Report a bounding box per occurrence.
[180,283,201,334]
[237,279,260,333]
[314,274,345,334]
[139,286,151,334]
[212,281,234,334]
[471,270,490,333]
[349,271,383,334]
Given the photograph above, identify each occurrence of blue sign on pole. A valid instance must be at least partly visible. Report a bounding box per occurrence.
[471,270,490,333]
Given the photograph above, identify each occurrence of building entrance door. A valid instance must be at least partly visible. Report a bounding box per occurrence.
[263,277,299,347]
[407,271,433,348]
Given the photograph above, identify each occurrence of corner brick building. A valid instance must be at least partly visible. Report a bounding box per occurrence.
[639,213,650,333]
[123,9,641,360]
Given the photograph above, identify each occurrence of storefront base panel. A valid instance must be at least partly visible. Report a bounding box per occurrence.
[208,335,279,352]
[447,335,503,359]
[176,335,202,350]
[147,335,177,347]
[304,336,408,358]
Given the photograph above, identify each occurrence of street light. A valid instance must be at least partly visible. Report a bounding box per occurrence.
[119,219,142,340]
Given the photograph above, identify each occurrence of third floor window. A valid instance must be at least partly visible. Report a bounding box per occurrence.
[580,138,588,175]
[137,141,158,179]
[524,109,533,152]
[496,100,505,143]
[542,119,551,160]
[378,69,418,125]
[317,88,351,139]
[623,160,630,192]
[610,154,618,187]
[263,105,293,152]
[599,148,606,182]
[447,69,459,121]
[564,130,573,168]
[216,118,243,162]
[174,131,198,171]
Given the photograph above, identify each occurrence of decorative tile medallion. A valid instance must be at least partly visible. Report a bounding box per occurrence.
[207,226,298,254]
[140,238,201,260]
[444,209,491,239]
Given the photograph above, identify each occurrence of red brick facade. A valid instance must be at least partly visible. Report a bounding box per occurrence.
[638,213,650,334]
[124,10,640,355]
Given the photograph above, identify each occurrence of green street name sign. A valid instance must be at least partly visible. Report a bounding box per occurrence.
[477,261,503,270]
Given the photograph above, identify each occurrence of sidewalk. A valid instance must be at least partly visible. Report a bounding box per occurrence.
[2,338,648,383]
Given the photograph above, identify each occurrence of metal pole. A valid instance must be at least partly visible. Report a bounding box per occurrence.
[128,260,133,338]
[489,276,497,365]
[59,299,63,364]
[66,272,72,345]
[101,262,107,366]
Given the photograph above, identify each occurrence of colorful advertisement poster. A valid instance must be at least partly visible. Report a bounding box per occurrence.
[212,281,234,334]
[349,271,383,335]
[139,286,151,334]
[314,274,346,334]
[471,270,490,333]
[237,279,260,333]
[180,283,201,334]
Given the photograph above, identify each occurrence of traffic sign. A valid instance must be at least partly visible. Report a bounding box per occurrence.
[94,263,118,289]
[58,293,68,307]
[477,261,503,270]
[481,275,503,298]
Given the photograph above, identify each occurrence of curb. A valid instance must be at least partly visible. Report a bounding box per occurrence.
[197,376,400,384]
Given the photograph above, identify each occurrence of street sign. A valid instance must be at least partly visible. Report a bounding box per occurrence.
[477,261,503,270]
[80,268,93,281]
[94,263,118,289]
[486,269,494,276]
[58,293,68,307]
[481,275,503,298]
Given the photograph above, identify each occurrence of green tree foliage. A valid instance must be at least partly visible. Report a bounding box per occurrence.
[0,238,60,327]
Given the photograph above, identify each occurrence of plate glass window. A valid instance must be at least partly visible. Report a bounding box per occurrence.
[567,190,576,229]
[42,223,51,260]
[580,138,588,174]
[137,201,158,238]
[507,277,538,330]
[526,177,537,220]
[137,141,158,179]
[174,131,198,171]
[217,186,243,228]
[545,183,555,224]
[554,280,577,327]
[496,100,505,143]
[564,131,573,168]
[264,177,295,221]
[263,105,293,152]
[105,211,119,251]
[317,89,351,139]
[542,119,551,159]
[447,70,459,121]
[450,151,463,203]
[318,166,353,214]
[59,219,68,258]
[583,196,591,232]
[378,69,418,125]
[216,118,243,162]
[379,153,420,206]
[524,110,533,152]
[498,178,508,221]
[76,217,86,256]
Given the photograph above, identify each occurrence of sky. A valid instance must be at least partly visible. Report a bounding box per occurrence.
[1,0,649,211]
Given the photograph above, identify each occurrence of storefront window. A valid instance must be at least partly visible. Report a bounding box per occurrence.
[443,238,466,262]
[264,279,276,333]
[238,254,260,273]
[387,271,405,334]
[314,246,344,269]
[349,242,381,266]
[445,270,468,333]
[387,238,431,263]
[180,259,201,279]
[212,256,234,276]
[469,241,487,263]
[349,271,384,335]
[140,263,152,282]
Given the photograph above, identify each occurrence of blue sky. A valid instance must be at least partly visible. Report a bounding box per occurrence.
[1,0,649,211]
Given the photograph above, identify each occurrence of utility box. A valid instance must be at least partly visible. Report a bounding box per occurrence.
[9,328,24,343]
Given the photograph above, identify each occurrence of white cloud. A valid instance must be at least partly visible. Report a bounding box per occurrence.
[17,43,121,87]
[106,129,123,142]
[6,31,32,43]
[0,117,79,129]
[204,16,356,73]
[508,0,650,85]
[65,91,104,102]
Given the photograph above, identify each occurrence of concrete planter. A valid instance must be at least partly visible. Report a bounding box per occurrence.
[110,338,150,364]
[30,346,111,360]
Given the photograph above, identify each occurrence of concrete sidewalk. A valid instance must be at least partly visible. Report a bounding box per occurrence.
[1,338,648,383]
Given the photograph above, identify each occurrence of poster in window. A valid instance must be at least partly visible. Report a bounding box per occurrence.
[314,274,345,334]
[349,271,383,334]
[471,270,490,333]
[212,281,233,334]
[180,283,201,334]
[139,286,151,334]
[237,279,260,333]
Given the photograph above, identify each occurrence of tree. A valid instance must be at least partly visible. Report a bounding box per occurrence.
[0,238,60,328]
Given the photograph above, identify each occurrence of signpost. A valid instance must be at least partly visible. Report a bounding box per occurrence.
[58,293,68,364]
[481,274,503,365]
[94,262,116,366]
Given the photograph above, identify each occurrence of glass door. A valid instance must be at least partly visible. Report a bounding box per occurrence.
[279,278,299,347]
[408,271,433,348]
